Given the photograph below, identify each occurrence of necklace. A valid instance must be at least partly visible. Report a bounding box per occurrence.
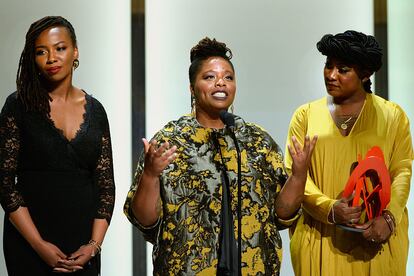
[340,116,354,130]
[328,99,361,132]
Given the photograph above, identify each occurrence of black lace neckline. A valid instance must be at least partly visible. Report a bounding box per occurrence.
[45,92,92,143]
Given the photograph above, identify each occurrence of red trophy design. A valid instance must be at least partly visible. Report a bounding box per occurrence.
[340,146,391,230]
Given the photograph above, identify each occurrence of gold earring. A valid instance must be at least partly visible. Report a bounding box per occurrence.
[73,59,79,70]
[191,95,196,116]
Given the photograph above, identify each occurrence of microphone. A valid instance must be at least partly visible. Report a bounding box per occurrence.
[219,109,242,276]
[219,110,235,131]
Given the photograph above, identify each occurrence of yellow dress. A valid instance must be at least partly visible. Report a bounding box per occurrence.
[285,94,413,276]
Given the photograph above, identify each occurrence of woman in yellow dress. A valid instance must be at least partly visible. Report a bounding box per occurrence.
[285,30,413,276]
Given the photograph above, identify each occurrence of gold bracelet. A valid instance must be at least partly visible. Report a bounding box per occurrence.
[88,239,102,257]
[330,201,339,224]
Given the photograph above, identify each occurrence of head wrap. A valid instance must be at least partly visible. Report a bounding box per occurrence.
[317,30,382,73]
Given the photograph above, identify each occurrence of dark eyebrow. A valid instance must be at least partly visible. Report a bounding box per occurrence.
[35,41,66,49]
[325,59,352,67]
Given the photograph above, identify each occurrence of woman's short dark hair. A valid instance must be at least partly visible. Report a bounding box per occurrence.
[16,16,77,114]
[188,37,234,88]
[316,30,382,92]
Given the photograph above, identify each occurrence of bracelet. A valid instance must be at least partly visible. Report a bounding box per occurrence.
[382,211,396,233]
[88,239,102,257]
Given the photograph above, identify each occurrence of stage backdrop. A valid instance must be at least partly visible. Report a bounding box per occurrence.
[0,1,132,276]
[388,2,414,276]
[0,0,413,276]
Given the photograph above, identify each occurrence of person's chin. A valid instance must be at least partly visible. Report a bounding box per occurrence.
[213,104,231,112]
[46,77,64,83]
[326,89,343,97]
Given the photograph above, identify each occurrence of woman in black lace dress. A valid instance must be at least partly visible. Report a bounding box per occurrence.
[0,16,115,275]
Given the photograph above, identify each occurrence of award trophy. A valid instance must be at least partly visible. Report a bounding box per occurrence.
[338,146,391,232]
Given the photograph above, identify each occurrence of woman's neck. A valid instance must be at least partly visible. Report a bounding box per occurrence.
[331,88,366,106]
[328,91,367,116]
[195,110,225,129]
[46,76,75,102]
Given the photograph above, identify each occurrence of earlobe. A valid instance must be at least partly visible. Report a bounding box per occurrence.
[74,47,79,59]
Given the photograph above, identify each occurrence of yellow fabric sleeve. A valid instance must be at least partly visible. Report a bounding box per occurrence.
[386,106,413,224]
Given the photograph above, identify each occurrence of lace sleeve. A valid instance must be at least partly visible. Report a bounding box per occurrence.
[94,115,115,224]
[0,94,25,212]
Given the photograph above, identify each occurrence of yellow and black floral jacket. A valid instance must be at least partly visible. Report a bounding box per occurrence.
[124,115,300,275]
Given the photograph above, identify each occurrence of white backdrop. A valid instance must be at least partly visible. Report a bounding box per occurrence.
[0,1,132,276]
[0,0,413,276]
[388,2,414,275]
[145,1,374,275]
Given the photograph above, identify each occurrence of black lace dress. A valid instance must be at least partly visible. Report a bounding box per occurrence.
[0,92,115,276]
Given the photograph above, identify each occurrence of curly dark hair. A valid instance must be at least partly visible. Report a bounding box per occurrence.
[317,30,382,92]
[188,37,234,88]
[16,16,77,115]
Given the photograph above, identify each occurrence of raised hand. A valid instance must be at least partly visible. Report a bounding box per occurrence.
[142,138,177,178]
[275,135,318,219]
[288,135,318,179]
[130,138,177,227]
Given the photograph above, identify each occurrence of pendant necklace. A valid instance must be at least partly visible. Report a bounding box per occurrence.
[340,116,354,130]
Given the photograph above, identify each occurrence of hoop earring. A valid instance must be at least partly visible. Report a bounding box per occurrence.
[73,59,79,70]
